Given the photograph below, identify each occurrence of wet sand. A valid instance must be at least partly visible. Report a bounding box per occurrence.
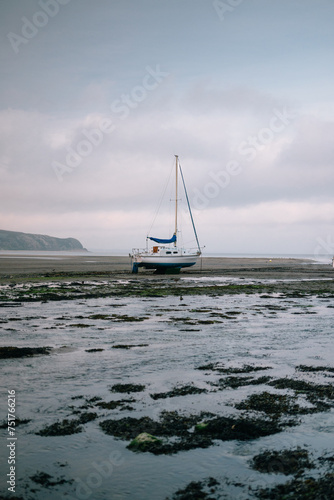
[0,253,333,282]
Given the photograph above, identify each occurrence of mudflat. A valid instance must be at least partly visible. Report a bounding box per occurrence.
[0,253,333,282]
[1,253,334,499]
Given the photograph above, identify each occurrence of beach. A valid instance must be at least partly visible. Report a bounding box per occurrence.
[0,253,333,282]
[1,254,334,499]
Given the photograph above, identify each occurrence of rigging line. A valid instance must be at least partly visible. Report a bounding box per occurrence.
[146,161,174,237]
[179,162,201,253]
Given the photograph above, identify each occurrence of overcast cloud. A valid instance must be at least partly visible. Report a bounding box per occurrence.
[1,0,334,254]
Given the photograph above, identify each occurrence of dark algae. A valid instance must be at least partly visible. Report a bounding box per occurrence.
[30,471,73,488]
[110,383,146,393]
[95,399,135,410]
[296,364,334,373]
[251,448,313,475]
[235,391,312,416]
[197,362,272,373]
[112,343,149,349]
[36,413,97,436]
[0,496,26,500]
[99,409,292,455]
[99,411,214,455]
[254,473,334,499]
[99,412,203,440]
[0,346,51,358]
[194,414,288,440]
[150,384,207,400]
[268,377,334,410]
[2,277,334,303]
[213,375,272,389]
[36,419,83,436]
[76,411,98,424]
[167,477,220,499]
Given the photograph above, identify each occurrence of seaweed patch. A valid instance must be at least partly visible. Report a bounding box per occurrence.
[197,363,272,374]
[167,477,219,499]
[36,413,97,436]
[150,384,207,400]
[0,346,52,358]
[30,471,73,488]
[253,473,334,499]
[250,448,313,475]
[112,344,149,349]
[110,383,146,393]
[235,391,313,417]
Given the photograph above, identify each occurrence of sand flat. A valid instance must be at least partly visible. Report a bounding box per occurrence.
[0,253,333,282]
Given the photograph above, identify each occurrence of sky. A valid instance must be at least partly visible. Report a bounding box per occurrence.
[1,0,334,255]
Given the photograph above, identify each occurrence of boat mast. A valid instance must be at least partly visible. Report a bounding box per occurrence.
[179,164,201,255]
[174,155,178,247]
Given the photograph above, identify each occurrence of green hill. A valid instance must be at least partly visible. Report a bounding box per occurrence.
[0,229,86,251]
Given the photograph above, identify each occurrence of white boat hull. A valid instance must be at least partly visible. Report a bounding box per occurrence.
[131,248,200,272]
[134,254,199,269]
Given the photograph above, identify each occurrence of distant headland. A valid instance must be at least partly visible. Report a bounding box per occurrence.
[0,229,86,251]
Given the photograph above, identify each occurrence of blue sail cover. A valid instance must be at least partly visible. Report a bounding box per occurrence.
[148,234,176,244]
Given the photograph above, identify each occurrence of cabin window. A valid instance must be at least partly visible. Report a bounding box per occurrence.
[173,251,178,254]
[166,251,171,254]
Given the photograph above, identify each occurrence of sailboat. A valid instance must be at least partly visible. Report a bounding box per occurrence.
[130,155,201,273]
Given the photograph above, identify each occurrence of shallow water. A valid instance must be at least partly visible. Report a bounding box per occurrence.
[1,278,334,499]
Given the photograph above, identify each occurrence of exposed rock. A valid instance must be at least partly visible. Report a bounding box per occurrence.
[128,432,163,452]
